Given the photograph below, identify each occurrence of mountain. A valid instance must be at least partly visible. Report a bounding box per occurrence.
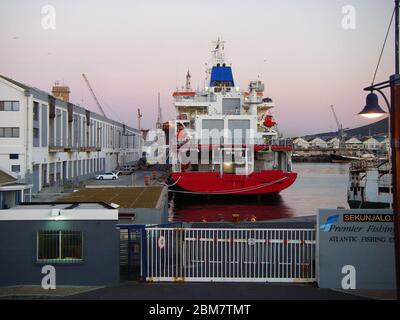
[301,118,389,139]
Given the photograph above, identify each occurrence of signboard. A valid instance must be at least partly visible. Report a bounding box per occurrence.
[317,209,395,290]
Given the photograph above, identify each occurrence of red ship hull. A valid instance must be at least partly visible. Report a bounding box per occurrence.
[170,170,297,195]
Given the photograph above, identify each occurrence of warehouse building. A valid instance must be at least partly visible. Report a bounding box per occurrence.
[0,75,142,193]
[0,202,120,286]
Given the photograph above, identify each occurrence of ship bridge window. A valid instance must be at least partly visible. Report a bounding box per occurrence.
[222,98,240,115]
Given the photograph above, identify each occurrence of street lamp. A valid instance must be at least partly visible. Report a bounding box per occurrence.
[358,92,388,119]
[358,0,400,299]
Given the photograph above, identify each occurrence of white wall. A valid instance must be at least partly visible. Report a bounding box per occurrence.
[1,77,142,192]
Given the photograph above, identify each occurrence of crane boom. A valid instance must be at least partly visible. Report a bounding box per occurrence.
[137,108,142,131]
[82,73,107,117]
[330,105,346,149]
[330,105,342,131]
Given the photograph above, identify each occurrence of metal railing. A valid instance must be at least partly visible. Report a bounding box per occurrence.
[350,158,390,170]
[174,95,217,103]
[146,228,316,283]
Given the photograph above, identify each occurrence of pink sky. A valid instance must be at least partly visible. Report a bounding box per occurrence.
[0,0,395,136]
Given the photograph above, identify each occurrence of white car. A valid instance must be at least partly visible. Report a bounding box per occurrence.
[96,172,119,180]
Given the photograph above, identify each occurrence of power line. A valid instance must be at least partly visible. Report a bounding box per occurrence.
[372,7,396,85]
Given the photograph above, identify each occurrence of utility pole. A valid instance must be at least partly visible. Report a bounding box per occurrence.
[360,1,400,297]
[390,73,400,298]
[393,0,400,299]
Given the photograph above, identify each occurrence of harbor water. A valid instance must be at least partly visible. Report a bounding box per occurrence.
[169,163,350,222]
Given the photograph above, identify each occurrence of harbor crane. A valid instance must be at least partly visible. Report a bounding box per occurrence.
[330,105,346,149]
[137,108,142,130]
[82,73,107,118]
[156,92,162,129]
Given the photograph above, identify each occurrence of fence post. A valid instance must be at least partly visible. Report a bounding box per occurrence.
[141,226,148,281]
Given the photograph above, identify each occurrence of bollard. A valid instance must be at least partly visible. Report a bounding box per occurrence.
[144,175,150,186]
[152,171,157,180]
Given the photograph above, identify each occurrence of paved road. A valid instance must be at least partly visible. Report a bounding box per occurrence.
[84,170,166,187]
[67,282,365,300]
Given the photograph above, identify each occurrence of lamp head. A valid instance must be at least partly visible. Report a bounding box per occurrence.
[358,92,387,119]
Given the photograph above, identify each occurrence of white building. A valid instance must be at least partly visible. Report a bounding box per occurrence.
[0,75,142,193]
[375,136,390,152]
[325,137,340,149]
[362,137,381,151]
[307,137,328,149]
[345,137,363,150]
[292,137,310,149]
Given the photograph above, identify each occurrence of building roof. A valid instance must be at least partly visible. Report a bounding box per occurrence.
[323,136,339,142]
[0,74,139,133]
[0,169,17,186]
[375,136,388,142]
[0,202,118,221]
[307,136,327,142]
[58,186,165,209]
[292,137,308,142]
[14,202,115,210]
[361,136,379,142]
[345,137,363,143]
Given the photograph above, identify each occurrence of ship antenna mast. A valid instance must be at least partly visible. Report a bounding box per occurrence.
[211,37,226,65]
[156,92,162,129]
[185,70,192,91]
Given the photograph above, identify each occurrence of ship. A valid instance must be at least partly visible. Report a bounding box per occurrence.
[330,154,358,163]
[167,39,297,195]
[330,152,375,163]
[347,157,393,208]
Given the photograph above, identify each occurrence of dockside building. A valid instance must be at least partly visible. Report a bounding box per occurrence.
[0,75,142,193]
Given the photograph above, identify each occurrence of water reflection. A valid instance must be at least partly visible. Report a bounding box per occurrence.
[169,193,294,222]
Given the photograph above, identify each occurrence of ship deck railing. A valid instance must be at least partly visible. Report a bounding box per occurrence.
[350,158,390,171]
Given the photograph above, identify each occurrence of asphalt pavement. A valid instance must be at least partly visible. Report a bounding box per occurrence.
[66,281,366,300]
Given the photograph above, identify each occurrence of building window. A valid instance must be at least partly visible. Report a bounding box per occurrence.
[0,127,20,138]
[33,128,39,138]
[33,102,39,121]
[9,154,19,160]
[11,165,20,172]
[0,101,19,111]
[37,230,83,263]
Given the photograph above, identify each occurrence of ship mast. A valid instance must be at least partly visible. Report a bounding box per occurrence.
[156,92,162,129]
[185,70,192,91]
[211,37,226,66]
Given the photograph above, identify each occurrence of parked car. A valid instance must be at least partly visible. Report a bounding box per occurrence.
[122,164,137,172]
[115,164,137,175]
[95,172,119,180]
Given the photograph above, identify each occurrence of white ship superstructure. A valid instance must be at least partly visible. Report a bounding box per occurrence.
[168,39,296,195]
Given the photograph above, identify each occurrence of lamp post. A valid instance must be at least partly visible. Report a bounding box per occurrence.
[358,0,400,298]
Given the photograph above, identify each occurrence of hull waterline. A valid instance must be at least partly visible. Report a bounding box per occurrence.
[170,170,297,195]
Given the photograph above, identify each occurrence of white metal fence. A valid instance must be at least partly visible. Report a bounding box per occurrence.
[146,228,316,283]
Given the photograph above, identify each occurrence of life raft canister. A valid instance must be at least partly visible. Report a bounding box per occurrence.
[263,115,277,128]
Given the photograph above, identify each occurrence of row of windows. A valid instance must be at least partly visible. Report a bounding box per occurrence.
[0,127,20,138]
[0,101,19,111]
